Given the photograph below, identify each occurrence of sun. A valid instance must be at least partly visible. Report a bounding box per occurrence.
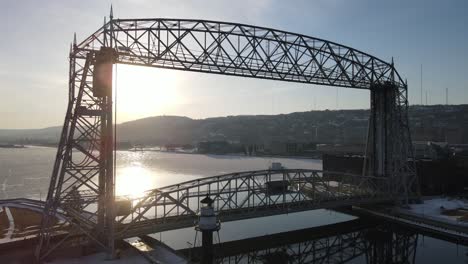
[113,64,182,122]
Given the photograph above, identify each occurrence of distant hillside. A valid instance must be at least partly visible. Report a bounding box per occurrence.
[118,116,198,145]
[0,126,62,144]
[2,105,468,145]
[117,109,371,145]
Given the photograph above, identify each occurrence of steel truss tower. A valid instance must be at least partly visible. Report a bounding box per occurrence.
[36,17,117,261]
[36,12,419,260]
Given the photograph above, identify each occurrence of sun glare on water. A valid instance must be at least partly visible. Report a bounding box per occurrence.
[115,165,156,198]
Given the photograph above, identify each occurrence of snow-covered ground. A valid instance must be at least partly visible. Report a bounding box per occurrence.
[400,197,468,226]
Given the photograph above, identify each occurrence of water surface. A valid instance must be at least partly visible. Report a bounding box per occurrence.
[1,146,467,263]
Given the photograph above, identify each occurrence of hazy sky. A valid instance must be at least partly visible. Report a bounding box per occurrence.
[1,0,467,129]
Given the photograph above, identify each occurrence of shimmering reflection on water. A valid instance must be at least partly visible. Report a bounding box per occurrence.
[0,146,322,199]
[115,150,323,198]
[115,163,155,197]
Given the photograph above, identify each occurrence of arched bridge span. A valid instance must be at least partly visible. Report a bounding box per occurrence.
[37,14,416,260]
[115,169,390,238]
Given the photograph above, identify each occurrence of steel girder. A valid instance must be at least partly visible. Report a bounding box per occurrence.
[38,17,417,260]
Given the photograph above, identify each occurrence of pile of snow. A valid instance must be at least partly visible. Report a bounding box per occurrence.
[402,197,468,225]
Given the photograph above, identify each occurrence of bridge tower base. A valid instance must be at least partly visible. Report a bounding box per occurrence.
[368,82,397,179]
[365,80,419,202]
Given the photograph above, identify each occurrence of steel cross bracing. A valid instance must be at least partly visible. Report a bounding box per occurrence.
[114,169,390,238]
[37,16,417,260]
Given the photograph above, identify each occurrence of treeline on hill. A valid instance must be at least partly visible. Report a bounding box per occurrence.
[1,105,467,147]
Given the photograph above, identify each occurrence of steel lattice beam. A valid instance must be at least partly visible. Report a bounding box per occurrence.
[77,19,406,89]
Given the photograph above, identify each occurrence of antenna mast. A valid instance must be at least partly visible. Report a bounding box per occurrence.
[420,64,423,105]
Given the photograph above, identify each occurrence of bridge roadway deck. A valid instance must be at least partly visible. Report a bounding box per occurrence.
[116,196,392,239]
[0,196,392,242]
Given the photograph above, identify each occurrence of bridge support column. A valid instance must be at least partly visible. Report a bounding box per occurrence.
[364,80,419,202]
[93,47,117,259]
[367,83,397,178]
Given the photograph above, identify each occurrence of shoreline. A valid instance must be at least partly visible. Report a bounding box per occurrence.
[10,145,324,161]
[122,149,323,160]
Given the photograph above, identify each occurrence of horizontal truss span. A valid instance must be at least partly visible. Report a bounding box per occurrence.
[77,18,405,89]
